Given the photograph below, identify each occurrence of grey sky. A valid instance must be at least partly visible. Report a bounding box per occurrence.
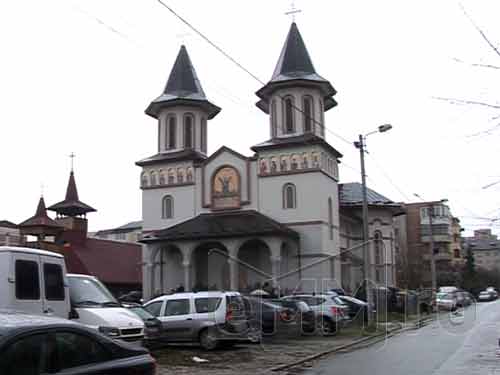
[1,0,499,235]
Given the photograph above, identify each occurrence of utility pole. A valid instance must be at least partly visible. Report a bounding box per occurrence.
[358,134,374,324]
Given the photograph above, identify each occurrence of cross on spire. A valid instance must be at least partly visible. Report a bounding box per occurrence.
[285,0,302,22]
[40,182,44,197]
[69,152,76,171]
[175,31,191,45]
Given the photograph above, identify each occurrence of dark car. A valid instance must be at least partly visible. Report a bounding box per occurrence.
[122,303,164,344]
[269,299,316,333]
[338,295,369,322]
[0,310,156,375]
[243,296,301,336]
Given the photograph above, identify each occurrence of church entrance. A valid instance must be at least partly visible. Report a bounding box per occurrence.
[152,245,183,295]
[237,239,272,293]
[191,242,229,291]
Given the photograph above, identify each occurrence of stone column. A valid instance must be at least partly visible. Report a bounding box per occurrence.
[271,256,281,289]
[228,259,238,291]
[183,261,190,292]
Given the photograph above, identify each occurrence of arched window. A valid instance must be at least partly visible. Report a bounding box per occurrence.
[159,170,165,185]
[271,99,278,138]
[162,195,174,219]
[303,96,314,133]
[328,197,334,240]
[283,96,295,134]
[201,117,207,154]
[183,114,194,149]
[150,171,157,186]
[141,172,148,187]
[283,183,296,209]
[374,231,383,265]
[166,115,177,150]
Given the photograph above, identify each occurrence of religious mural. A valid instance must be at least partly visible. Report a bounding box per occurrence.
[212,166,241,209]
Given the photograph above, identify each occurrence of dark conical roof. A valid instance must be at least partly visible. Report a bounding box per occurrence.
[48,171,96,217]
[271,22,317,80]
[145,45,221,119]
[256,23,337,113]
[19,197,62,230]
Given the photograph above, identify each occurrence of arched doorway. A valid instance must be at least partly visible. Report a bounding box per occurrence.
[237,239,272,292]
[152,245,183,295]
[191,242,229,291]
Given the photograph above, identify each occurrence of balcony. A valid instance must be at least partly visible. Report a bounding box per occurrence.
[421,234,452,243]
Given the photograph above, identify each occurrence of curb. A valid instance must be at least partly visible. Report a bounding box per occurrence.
[268,318,430,373]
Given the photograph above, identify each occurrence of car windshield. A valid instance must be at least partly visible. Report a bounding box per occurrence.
[130,307,155,320]
[68,276,118,306]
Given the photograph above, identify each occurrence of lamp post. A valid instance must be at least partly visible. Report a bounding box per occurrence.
[354,124,392,325]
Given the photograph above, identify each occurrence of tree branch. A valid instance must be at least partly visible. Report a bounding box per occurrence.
[433,96,500,109]
[452,57,500,70]
[459,3,500,59]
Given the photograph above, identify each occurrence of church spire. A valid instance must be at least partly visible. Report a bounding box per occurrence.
[145,45,220,120]
[256,23,337,114]
[48,171,96,217]
[19,196,63,239]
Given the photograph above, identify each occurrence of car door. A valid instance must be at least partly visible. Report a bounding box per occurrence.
[0,332,53,375]
[159,298,193,341]
[41,258,69,318]
[10,252,43,315]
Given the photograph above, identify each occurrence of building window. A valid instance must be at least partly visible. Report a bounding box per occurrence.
[319,99,325,136]
[166,115,176,149]
[374,230,383,265]
[303,96,314,133]
[283,96,295,134]
[162,195,174,219]
[271,99,278,137]
[150,172,157,186]
[328,197,334,240]
[283,183,296,209]
[201,117,207,153]
[183,114,194,149]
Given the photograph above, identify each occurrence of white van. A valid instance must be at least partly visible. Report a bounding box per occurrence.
[0,246,70,318]
[0,247,144,341]
[67,274,144,341]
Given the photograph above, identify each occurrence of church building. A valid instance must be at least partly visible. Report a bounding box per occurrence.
[138,23,400,299]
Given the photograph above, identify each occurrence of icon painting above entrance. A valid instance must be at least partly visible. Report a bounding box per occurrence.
[211,166,241,210]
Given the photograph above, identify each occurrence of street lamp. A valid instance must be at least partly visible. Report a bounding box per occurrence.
[354,124,392,325]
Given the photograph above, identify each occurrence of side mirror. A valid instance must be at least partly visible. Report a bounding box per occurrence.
[68,308,79,320]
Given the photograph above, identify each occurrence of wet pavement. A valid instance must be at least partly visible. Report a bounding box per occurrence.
[303,300,500,375]
[150,332,365,374]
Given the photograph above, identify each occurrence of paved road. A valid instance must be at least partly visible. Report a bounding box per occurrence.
[304,300,500,375]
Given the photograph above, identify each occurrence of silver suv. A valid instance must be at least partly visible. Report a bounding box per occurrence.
[144,291,259,349]
[282,294,350,335]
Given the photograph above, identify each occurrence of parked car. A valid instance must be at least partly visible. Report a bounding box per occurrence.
[435,292,457,311]
[0,246,70,318]
[338,295,369,322]
[119,291,143,304]
[269,299,316,333]
[67,274,145,342]
[282,294,349,335]
[143,291,259,350]
[122,303,163,344]
[243,297,304,336]
[486,287,498,299]
[478,290,497,302]
[0,310,156,375]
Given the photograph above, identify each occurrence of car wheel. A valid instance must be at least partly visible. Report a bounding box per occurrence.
[199,328,218,350]
[316,316,336,336]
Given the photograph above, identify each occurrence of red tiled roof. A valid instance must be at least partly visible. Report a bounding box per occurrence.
[62,237,142,285]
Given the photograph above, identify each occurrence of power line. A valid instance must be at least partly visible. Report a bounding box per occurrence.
[365,153,412,201]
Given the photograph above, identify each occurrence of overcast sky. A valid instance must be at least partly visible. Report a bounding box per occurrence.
[1,0,500,235]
